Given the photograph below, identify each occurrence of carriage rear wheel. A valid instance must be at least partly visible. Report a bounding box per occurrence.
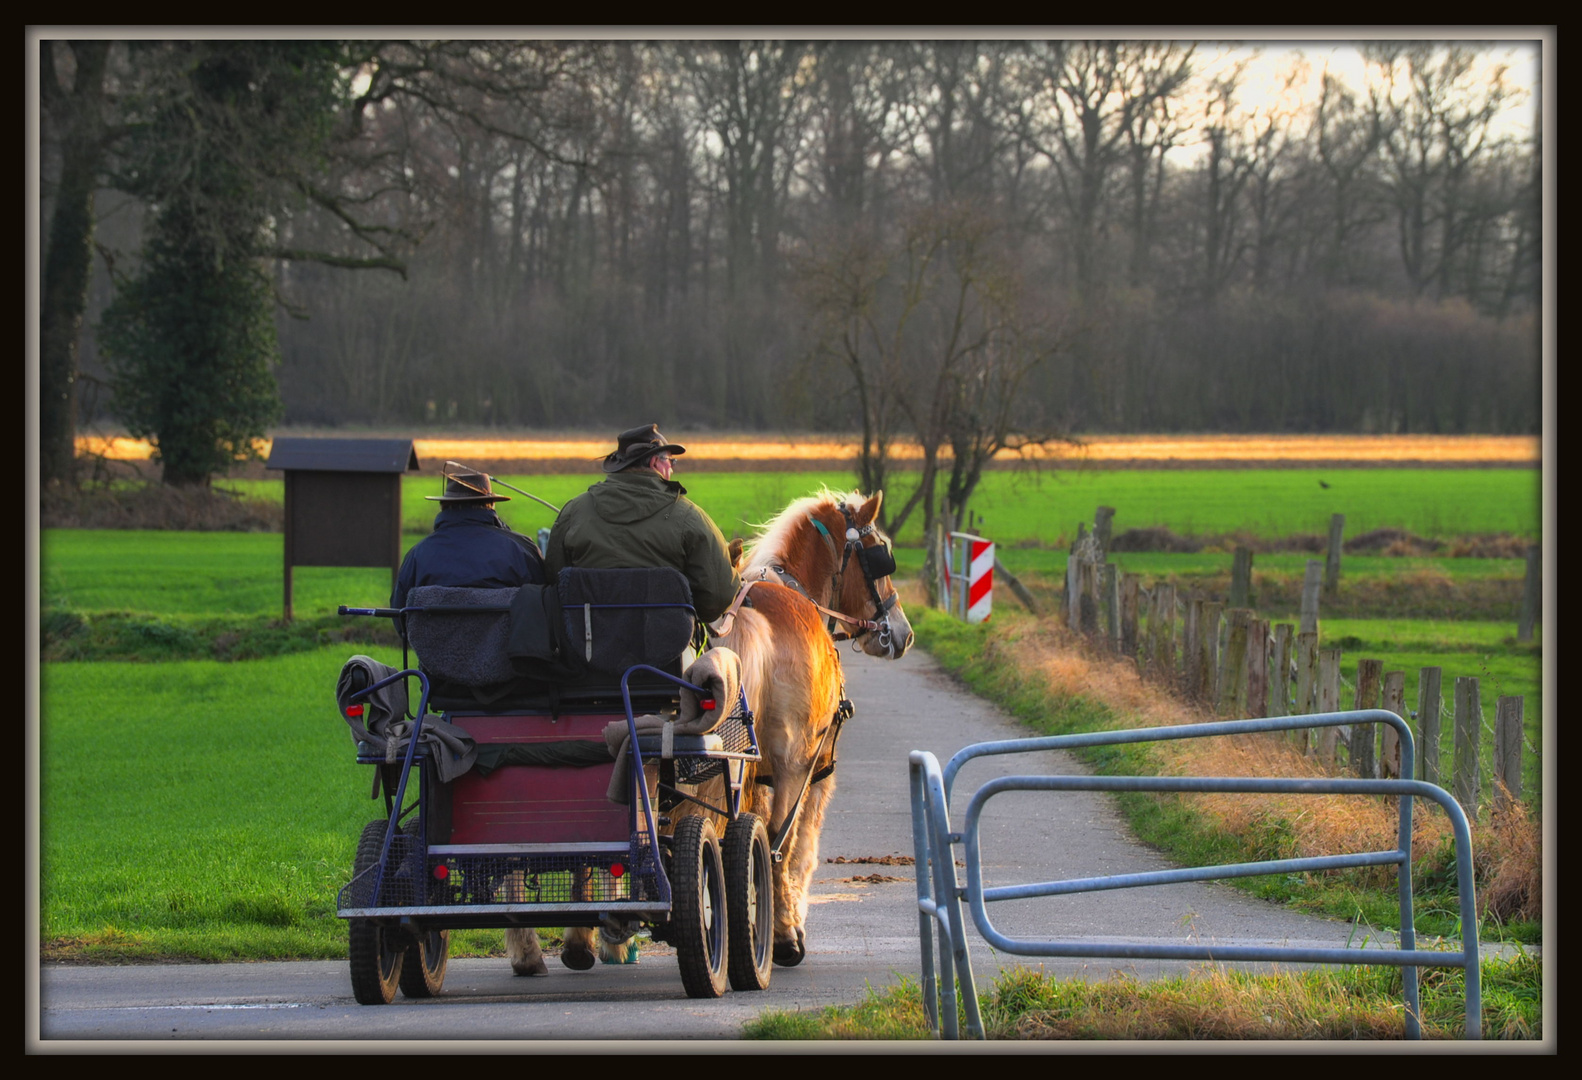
[670,815,730,999]
[349,820,405,1005]
[396,825,449,998]
[399,925,449,998]
[723,813,773,991]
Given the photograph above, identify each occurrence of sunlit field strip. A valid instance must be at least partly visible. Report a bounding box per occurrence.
[78,432,1541,465]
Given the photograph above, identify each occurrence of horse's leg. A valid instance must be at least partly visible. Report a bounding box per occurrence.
[774,774,836,966]
[503,871,547,976]
[561,867,597,970]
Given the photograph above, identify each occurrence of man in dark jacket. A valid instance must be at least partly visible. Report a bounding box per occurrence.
[392,469,546,611]
[545,424,739,623]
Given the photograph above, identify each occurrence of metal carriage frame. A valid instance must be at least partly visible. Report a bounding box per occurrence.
[335,601,774,1004]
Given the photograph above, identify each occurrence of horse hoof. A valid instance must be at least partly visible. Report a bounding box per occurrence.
[773,929,806,967]
[561,939,596,971]
[511,958,548,977]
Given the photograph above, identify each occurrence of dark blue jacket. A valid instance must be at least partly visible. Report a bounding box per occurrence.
[392,505,546,610]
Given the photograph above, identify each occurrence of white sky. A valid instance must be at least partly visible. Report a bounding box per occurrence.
[1181,40,1539,154]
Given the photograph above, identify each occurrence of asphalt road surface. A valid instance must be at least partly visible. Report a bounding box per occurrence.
[35,646,1445,1048]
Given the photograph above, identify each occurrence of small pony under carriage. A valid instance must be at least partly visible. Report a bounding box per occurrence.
[333,490,911,1003]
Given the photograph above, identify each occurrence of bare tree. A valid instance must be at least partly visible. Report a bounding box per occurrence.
[1019,41,1195,298]
[793,201,1065,543]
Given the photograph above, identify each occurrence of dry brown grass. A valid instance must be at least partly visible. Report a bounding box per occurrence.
[980,614,1540,922]
[78,431,1542,468]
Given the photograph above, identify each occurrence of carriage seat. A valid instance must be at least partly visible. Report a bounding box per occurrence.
[405,567,697,711]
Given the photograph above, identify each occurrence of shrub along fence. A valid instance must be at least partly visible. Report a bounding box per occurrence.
[1063,512,1532,819]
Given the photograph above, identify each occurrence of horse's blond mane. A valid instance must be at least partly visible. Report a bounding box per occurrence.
[740,487,866,576]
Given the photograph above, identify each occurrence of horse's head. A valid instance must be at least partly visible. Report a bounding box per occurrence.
[741,487,914,658]
[822,491,914,659]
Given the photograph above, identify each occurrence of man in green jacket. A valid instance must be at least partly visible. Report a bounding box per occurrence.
[542,424,742,972]
[544,423,740,624]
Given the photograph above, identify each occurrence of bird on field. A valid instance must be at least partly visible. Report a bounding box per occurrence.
[1318,479,1330,489]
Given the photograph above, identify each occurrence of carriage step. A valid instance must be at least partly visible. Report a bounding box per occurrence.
[428,842,632,856]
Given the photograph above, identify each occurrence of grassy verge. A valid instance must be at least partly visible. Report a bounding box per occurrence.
[39,647,550,962]
[742,951,1543,1040]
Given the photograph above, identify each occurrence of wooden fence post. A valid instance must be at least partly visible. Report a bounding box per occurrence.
[1079,560,1100,636]
[1120,574,1141,662]
[1103,564,1120,649]
[993,557,1040,615]
[1494,696,1524,811]
[1351,659,1383,778]
[1300,560,1323,635]
[1223,609,1252,717]
[1317,649,1343,768]
[1200,602,1223,707]
[1452,676,1482,818]
[1183,595,1202,697]
[1247,618,1269,718]
[1294,630,1319,713]
[1381,671,1406,780]
[1518,545,1540,642]
[1156,582,1177,681]
[1229,546,1253,609]
[1271,624,1294,719]
[1418,667,1443,787]
[1094,506,1116,559]
[1324,514,1345,600]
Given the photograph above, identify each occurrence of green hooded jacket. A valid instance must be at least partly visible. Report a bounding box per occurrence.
[544,470,741,623]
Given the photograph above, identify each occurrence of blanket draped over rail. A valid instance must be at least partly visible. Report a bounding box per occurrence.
[335,655,479,782]
[603,647,743,803]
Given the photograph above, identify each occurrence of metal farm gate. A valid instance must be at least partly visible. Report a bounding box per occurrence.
[909,710,1484,1040]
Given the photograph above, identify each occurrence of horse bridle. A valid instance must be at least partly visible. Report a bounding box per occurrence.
[809,503,901,654]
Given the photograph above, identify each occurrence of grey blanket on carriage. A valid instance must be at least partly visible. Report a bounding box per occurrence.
[603,647,743,803]
[335,655,478,782]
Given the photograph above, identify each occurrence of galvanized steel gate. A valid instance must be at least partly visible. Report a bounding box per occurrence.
[909,711,1483,1040]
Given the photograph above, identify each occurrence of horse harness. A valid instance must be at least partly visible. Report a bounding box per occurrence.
[752,502,902,652]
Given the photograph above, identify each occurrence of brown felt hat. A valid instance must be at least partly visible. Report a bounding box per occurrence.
[425,469,509,504]
[602,424,687,474]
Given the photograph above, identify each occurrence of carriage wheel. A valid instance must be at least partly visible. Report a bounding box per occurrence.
[723,813,773,992]
[397,826,449,998]
[349,820,405,1005]
[399,925,449,998]
[670,816,730,999]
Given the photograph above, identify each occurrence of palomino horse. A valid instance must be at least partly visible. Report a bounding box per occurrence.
[508,489,912,974]
[709,488,913,965]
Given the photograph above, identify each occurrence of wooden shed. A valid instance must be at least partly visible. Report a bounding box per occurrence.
[265,437,420,619]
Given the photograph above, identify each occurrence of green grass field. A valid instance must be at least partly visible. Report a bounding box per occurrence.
[37,462,1545,963]
[218,465,1542,547]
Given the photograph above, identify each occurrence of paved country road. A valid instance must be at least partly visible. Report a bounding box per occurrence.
[34,648,1462,1048]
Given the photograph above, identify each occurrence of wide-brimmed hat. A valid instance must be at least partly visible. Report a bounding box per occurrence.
[602,424,687,474]
[425,469,509,504]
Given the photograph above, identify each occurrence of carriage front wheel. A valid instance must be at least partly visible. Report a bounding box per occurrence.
[397,820,449,999]
[723,813,773,991]
[670,815,730,998]
[348,820,405,1005]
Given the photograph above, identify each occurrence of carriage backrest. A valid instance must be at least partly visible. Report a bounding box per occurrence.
[405,567,696,690]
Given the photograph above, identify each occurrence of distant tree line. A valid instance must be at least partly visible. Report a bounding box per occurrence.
[41,40,1542,486]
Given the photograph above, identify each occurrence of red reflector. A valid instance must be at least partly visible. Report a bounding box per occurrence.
[699,699,716,712]
[345,704,365,718]
[609,863,625,879]
[433,864,449,880]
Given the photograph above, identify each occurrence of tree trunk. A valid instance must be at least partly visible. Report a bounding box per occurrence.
[39,41,111,489]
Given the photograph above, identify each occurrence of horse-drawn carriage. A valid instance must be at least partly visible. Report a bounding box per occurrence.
[333,490,912,1004]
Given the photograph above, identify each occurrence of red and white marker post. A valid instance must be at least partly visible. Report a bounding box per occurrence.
[946,531,994,623]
